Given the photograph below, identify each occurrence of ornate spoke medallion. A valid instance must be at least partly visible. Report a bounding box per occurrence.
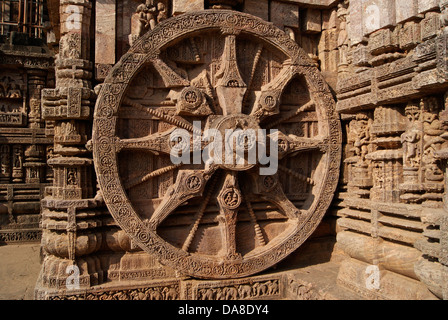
[93,10,341,279]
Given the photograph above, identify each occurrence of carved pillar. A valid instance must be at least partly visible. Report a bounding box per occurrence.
[37,0,105,297]
[337,0,349,74]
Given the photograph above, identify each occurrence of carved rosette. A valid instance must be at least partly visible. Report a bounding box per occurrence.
[93,10,341,279]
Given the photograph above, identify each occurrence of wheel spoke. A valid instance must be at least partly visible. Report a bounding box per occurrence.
[215,33,247,115]
[149,57,190,88]
[147,167,217,230]
[115,127,179,155]
[217,171,243,261]
[274,131,326,160]
[182,172,221,252]
[125,164,183,190]
[265,100,315,129]
[242,43,264,108]
[278,164,314,186]
[247,172,301,220]
[244,193,267,246]
[251,60,300,120]
[123,98,202,135]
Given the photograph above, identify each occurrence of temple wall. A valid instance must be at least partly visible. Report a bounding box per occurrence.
[0,0,447,300]
[0,0,54,244]
[334,0,448,299]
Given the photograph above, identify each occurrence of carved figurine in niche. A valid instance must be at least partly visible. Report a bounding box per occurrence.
[422,97,444,153]
[7,83,22,98]
[0,76,23,99]
[0,76,10,98]
[401,102,421,168]
[0,145,10,175]
[13,146,22,168]
[373,163,385,190]
[351,114,371,165]
[337,0,349,69]
[64,120,77,136]
[157,1,167,23]
[424,162,444,182]
[67,168,78,186]
[421,100,445,185]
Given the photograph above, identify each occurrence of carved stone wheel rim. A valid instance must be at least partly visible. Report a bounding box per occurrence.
[93,10,342,279]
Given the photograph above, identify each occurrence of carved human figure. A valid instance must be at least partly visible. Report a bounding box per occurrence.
[422,98,444,153]
[13,146,22,168]
[157,2,167,23]
[136,0,157,36]
[337,0,349,68]
[401,103,421,168]
[67,168,78,186]
[0,145,10,175]
[351,114,371,165]
[7,83,22,98]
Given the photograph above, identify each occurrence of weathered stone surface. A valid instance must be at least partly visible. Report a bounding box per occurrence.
[418,0,439,14]
[1,0,448,302]
[302,8,322,33]
[363,0,396,35]
[270,1,299,29]
[243,0,269,20]
[95,0,116,66]
[172,0,204,15]
[396,0,419,24]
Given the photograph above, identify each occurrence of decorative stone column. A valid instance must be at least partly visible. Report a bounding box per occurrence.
[36,0,105,298]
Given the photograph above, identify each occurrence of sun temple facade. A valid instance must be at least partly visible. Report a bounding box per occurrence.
[0,0,447,300]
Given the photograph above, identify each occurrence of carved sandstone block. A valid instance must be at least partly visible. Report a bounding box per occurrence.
[363,0,396,35]
[395,0,419,24]
[368,28,399,55]
[302,8,322,34]
[399,21,421,50]
[243,0,269,21]
[348,0,364,45]
[171,0,204,16]
[270,1,299,29]
[420,12,441,41]
[95,0,116,66]
[322,8,337,30]
[418,0,439,14]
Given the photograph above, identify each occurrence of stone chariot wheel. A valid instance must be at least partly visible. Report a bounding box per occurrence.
[93,10,342,279]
